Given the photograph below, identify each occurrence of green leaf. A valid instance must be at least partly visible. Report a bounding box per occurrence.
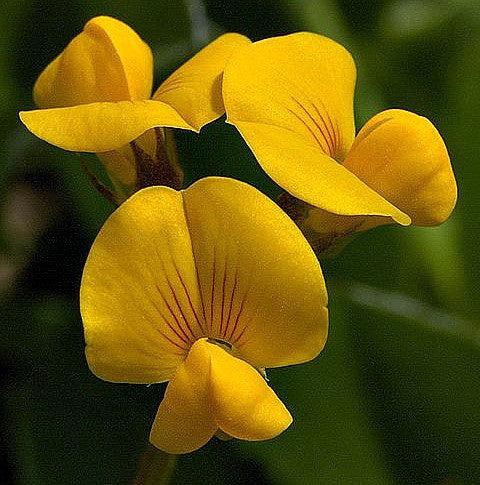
[345,288,480,483]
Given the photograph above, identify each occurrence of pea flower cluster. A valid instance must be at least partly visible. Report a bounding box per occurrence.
[222,34,457,253]
[20,16,250,198]
[19,16,456,454]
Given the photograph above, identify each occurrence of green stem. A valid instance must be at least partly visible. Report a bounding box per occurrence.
[134,444,177,485]
[79,158,118,205]
[339,280,480,349]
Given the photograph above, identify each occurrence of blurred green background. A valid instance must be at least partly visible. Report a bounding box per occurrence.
[1,0,479,483]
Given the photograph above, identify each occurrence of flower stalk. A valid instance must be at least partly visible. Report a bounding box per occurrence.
[134,444,177,485]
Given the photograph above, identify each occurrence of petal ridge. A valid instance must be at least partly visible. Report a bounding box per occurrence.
[83,16,153,101]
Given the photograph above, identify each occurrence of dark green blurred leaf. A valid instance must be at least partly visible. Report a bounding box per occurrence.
[205,0,296,41]
[281,0,349,42]
[3,296,161,484]
[403,224,468,315]
[345,289,480,483]
[176,120,279,196]
[0,0,34,115]
[447,31,480,318]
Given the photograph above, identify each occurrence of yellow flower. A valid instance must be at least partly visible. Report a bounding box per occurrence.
[19,16,250,194]
[80,177,328,454]
[222,33,457,253]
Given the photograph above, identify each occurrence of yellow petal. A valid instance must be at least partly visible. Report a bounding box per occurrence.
[34,16,153,108]
[153,33,251,130]
[182,177,329,368]
[208,340,292,441]
[150,339,217,454]
[150,339,291,454]
[222,33,409,225]
[81,177,329,383]
[231,122,411,225]
[80,186,205,384]
[223,32,356,161]
[19,100,194,152]
[343,109,457,226]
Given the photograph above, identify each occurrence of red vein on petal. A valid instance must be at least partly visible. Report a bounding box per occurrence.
[227,285,249,344]
[231,322,248,347]
[219,253,228,339]
[287,107,330,154]
[155,283,192,343]
[158,330,188,353]
[332,117,340,156]
[171,261,206,335]
[192,256,207,326]
[310,100,337,156]
[224,266,239,342]
[331,114,339,152]
[163,272,197,341]
[290,97,335,156]
[180,193,208,331]
[209,248,216,333]
[150,298,189,348]
[155,78,187,98]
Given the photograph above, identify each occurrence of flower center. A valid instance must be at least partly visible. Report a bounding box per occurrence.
[207,337,233,352]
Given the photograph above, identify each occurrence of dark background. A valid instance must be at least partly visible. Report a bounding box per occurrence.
[1,0,479,483]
